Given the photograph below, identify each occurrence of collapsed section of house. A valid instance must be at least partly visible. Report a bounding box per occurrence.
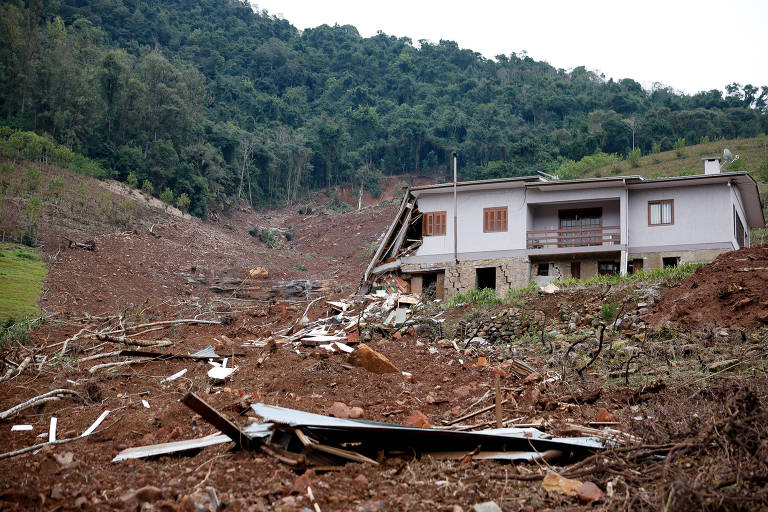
[362,163,765,299]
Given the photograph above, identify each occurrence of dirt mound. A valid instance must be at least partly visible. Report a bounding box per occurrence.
[646,246,768,327]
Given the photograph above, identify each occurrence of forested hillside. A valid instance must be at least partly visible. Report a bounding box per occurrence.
[1,0,767,217]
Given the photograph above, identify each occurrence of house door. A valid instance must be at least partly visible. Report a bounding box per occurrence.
[631,258,643,274]
[558,209,602,247]
[571,261,581,279]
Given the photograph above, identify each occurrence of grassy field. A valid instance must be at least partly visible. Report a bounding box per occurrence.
[0,243,47,324]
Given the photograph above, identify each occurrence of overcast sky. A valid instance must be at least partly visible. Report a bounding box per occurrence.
[252,0,767,95]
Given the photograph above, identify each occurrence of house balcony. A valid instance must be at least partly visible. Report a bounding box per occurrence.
[526,225,623,256]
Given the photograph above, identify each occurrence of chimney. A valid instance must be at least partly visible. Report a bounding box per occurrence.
[701,157,722,174]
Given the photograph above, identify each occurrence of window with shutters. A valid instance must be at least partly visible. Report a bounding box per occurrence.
[423,211,446,236]
[648,200,674,226]
[483,207,508,232]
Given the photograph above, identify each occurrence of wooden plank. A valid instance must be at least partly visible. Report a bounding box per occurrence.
[181,393,257,449]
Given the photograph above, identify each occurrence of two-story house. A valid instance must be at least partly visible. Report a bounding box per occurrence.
[363,164,765,298]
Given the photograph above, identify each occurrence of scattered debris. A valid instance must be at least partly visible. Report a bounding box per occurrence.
[160,368,187,384]
[11,425,33,432]
[112,434,232,462]
[81,410,110,437]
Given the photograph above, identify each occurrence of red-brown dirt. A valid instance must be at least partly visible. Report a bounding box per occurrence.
[646,246,768,327]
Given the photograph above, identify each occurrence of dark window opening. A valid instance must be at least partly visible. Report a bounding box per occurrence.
[630,258,644,274]
[476,267,496,290]
[598,261,619,275]
[662,256,680,268]
[536,263,550,276]
[734,206,746,248]
[570,261,581,279]
[421,273,437,299]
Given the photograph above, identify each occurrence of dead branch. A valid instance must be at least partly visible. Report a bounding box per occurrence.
[561,335,590,381]
[91,334,173,347]
[88,360,144,374]
[624,353,640,385]
[103,318,220,335]
[0,355,32,383]
[0,389,84,420]
[60,326,91,357]
[577,323,606,376]
[77,350,123,363]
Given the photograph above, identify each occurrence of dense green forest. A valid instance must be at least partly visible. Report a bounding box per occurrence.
[1,0,767,217]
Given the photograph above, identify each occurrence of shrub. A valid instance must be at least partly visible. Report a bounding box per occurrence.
[699,135,710,145]
[160,187,174,205]
[284,226,295,241]
[627,147,641,168]
[757,158,768,183]
[651,142,661,154]
[176,192,190,213]
[0,162,13,192]
[46,176,64,202]
[22,195,42,246]
[141,179,154,196]
[25,165,41,193]
[600,301,618,324]
[674,138,686,158]
[126,172,139,188]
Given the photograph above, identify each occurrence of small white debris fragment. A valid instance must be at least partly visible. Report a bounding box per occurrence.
[160,369,187,384]
[49,417,57,442]
[208,365,236,380]
[459,359,464,365]
[142,400,150,409]
[11,425,33,431]
[334,342,354,353]
[81,410,110,437]
[428,347,439,354]
[541,282,560,294]
[66,379,77,385]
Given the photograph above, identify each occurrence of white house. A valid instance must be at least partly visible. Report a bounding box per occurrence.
[363,165,765,298]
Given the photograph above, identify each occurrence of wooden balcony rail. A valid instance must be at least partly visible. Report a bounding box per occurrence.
[526,225,621,249]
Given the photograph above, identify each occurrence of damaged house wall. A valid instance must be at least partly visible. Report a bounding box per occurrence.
[363,172,765,299]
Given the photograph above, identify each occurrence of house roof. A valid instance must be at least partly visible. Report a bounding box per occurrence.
[408,172,765,227]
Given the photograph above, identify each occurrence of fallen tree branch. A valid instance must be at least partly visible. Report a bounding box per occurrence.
[77,350,123,363]
[91,334,173,347]
[562,335,590,381]
[0,389,84,420]
[60,326,91,357]
[88,360,143,374]
[0,355,32,383]
[103,318,221,335]
[577,323,606,376]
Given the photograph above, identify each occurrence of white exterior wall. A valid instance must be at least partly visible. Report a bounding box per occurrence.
[627,183,733,249]
[415,188,527,257]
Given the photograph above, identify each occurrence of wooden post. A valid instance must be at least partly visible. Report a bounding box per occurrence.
[494,372,503,428]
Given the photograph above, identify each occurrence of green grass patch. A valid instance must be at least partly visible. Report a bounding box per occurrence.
[0,243,48,325]
[553,263,703,288]
[444,280,538,308]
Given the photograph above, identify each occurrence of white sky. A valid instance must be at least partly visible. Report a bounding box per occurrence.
[252,0,768,95]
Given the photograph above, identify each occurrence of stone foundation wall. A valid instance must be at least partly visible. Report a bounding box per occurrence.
[405,257,530,298]
[629,248,730,270]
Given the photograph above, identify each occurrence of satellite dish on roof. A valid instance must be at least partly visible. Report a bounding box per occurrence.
[723,148,734,162]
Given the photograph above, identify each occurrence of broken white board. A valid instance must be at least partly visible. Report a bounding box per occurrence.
[81,410,110,437]
[49,417,57,442]
[301,335,348,343]
[112,434,232,462]
[160,368,187,384]
[11,425,33,431]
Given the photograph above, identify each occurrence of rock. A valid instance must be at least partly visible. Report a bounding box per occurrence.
[475,357,490,367]
[328,402,364,419]
[291,469,315,494]
[348,344,400,374]
[353,473,369,490]
[681,344,699,355]
[758,310,768,323]
[597,408,619,422]
[708,359,739,372]
[523,372,542,384]
[468,336,487,345]
[179,487,219,512]
[541,283,560,294]
[472,501,503,512]
[577,482,605,503]
[542,472,582,496]
[120,486,164,504]
[249,267,269,279]
[405,410,431,428]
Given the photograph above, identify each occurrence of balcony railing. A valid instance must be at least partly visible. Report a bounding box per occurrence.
[526,225,621,249]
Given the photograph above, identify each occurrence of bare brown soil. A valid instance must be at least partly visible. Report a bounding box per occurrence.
[646,246,768,327]
[1,161,767,511]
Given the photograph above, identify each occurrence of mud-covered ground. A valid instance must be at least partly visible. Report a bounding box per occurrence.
[1,162,767,510]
